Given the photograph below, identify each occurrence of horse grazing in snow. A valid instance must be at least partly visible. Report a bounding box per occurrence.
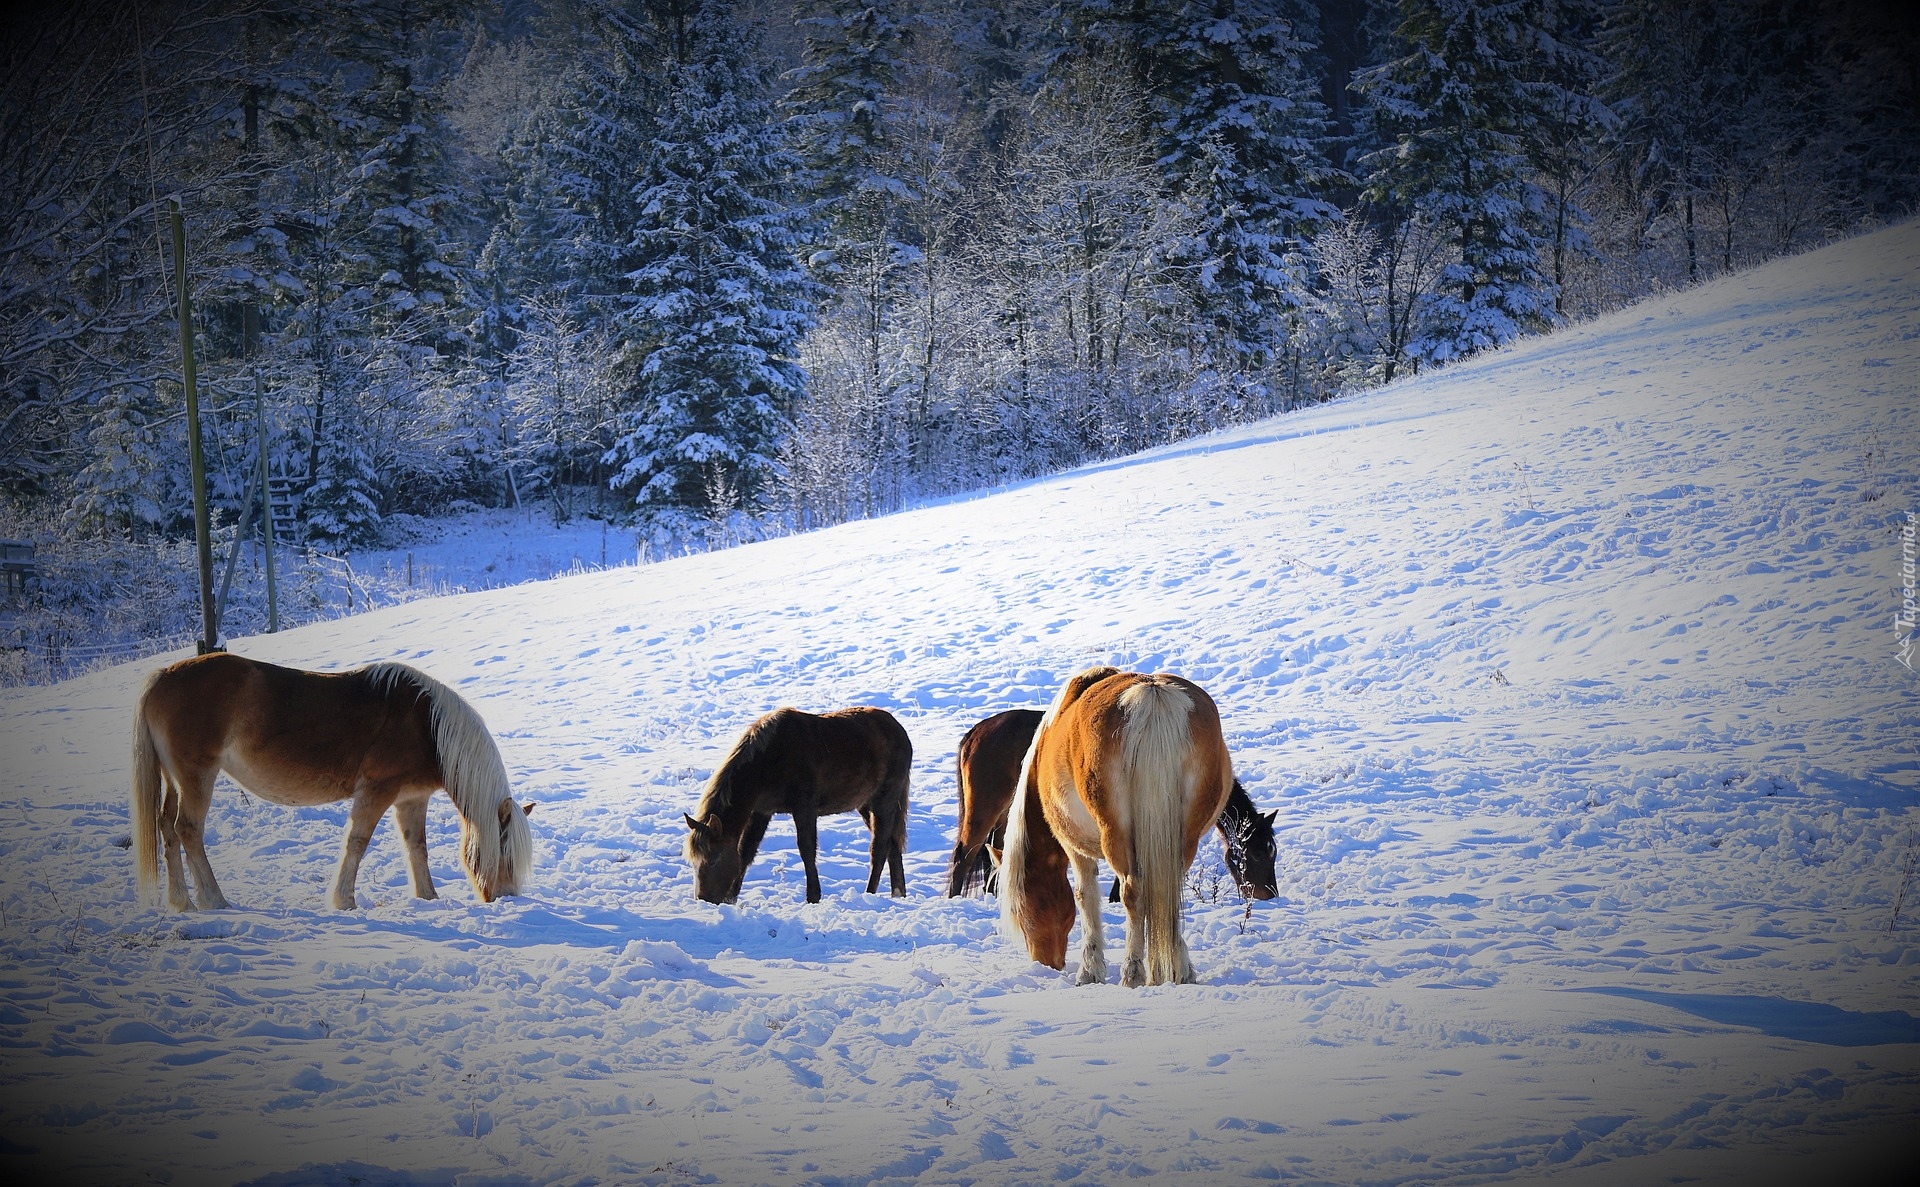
[945,708,1277,902]
[945,708,1042,897]
[131,653,536,911]
[684,706,911,904]
[999,666,1233,986]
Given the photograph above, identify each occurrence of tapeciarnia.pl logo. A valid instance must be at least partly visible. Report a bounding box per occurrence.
[1899,510,1916,671]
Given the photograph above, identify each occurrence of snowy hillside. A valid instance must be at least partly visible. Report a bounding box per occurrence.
[1,222,1916,1186]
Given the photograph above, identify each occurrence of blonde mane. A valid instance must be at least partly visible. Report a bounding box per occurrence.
[364,662,532,890]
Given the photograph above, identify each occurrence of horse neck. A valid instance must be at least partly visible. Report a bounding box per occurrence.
[694,761,755,836]
[371,663,508,821]
[1217,782,1253,842]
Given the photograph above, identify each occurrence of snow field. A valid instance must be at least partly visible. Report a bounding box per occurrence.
[0,221,1917,1185]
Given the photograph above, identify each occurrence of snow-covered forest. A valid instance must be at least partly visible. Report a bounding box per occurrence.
[0,214,1913,1185]
[3,0,1917,680]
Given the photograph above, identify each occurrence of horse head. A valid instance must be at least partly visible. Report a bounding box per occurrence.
[464,799,535,902]
[1226,807,1279,901]
[684,812,740,904]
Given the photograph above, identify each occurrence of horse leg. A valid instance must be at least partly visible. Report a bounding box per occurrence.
[330,787,395,910]
[1070,852,1108,985]
[392,795,437,900]
[733,813,773,902]
[1117,874,1148,988]
[887,836,906,898]
[865,823,886,895]
[944,841,977,898]
[170,767,230,911]
[794,813,823,904]
[155,775,195,912]
[864,807,906,897]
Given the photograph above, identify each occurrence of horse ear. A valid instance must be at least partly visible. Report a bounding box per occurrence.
[1262,810,1277,825]
[985,844,1003,869]
[498,799,515,826]
[519,801,537,817]
[685,812,702,832]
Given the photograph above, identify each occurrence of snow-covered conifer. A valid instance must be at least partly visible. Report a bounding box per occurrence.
[606,11,816,524]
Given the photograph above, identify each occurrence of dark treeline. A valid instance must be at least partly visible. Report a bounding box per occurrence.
[2,0,1915,557]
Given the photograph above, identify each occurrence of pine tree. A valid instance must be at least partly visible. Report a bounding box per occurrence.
[1150,1,1338,380]
[1597,0,1728,285]
[1526,0,1610,318]
[606,12,816,523]
[535,0,663,317]
[1355,0,1561,365]
[784,0,917,426]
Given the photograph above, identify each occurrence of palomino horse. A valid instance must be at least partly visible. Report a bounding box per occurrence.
[132,653,536,911]
[1000,666,1232,986]
[944,708,1277,901]
[684,707,911,904]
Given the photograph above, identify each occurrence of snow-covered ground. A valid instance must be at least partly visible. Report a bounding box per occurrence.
[2,222,1916,1187]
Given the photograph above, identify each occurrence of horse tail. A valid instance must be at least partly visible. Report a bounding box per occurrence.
[368,664,533,893]
[130,673,164,903]
[1117,677,1196,986]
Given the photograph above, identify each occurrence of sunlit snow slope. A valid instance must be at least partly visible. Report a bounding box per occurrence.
[1,221,1916,1187]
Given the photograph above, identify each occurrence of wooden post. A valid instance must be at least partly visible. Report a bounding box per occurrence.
[256,370,278,632]
[215,470,258,625]
[173,199,219,654]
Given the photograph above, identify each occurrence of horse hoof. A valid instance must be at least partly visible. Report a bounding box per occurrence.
[1075,965,1105,986]
[1121,960,1147,988]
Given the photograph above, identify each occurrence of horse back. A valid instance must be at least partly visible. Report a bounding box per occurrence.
[805,707,911,814]
[1043,672,1230,851]
[716,706,909,818]
[142,653,433,805]
[958,708,1042,840]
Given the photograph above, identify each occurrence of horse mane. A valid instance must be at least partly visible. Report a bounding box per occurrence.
[999,667,1119,945]
[363,662,532,889]
[694,708,790,820]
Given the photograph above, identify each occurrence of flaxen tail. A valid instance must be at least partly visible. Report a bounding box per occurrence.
[130,685,163,903]
[1118,677,1195,985]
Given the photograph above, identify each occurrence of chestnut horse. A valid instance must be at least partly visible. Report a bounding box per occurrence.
[944,708,1276,901]
[684,707,910,904]
[999,667,1232,986]
[945,708,1042,896]
[131,653,536,911]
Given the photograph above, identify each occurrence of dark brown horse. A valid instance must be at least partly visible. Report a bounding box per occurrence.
[945,710,1277,901]
[684,707,911,904]
[1000,667,1233,986]
[131,653,536,911]
[945,708,1042,897]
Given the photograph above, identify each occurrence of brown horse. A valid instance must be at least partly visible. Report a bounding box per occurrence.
[945,709,1277,901]
[999,666,1232,986]
[131,653,536,911]
[945,708,1043,896]
[684,707,910,904]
